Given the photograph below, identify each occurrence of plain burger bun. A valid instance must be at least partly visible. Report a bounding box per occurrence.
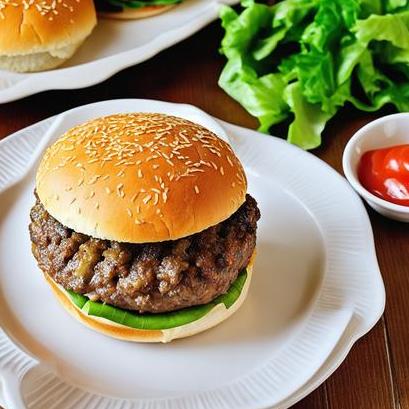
[44,251,256,343]
[0,0,97,72]
[36,113,247,243]
[99,4,175,19]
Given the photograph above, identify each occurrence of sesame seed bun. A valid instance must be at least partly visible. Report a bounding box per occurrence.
[99,4,175,20]
[44,251,255,343]
[0,0,97,72]
[36,113,247,243]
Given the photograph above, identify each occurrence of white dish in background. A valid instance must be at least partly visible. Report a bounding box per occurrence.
[0,0,238,103]
[0,99,385,409]
[343,113,409,222]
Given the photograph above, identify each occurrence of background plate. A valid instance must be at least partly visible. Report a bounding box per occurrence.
[0,0,238,103]
[0,100,385,409]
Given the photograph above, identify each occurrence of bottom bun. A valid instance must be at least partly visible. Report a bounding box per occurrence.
[99,4,175,19]
[45,250,256,343]
[0,43,82,73]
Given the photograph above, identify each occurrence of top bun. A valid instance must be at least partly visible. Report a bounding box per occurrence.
[99,4,175,20]
[36,113,247,243]
[0,0,96,71]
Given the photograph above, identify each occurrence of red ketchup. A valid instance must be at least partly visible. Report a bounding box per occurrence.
[358,144,409,207]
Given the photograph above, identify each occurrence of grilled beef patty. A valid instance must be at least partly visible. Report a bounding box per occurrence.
[29,194,260,313]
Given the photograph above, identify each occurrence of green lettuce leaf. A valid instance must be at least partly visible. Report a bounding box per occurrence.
[284,82,332,149]
[338,10,409,83]
[67,269,248,330]
[219,0,409,149]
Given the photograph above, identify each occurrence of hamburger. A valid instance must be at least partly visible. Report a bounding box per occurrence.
[29,113,260,343]
[97,0,181,19]
[0,0,96,72]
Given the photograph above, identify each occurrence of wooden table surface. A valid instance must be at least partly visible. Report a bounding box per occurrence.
[0,20,408,409]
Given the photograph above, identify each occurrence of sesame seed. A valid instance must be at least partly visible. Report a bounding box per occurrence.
[236,172,245,185]
[194,185,200,194]
[88,175,101,185]
[188,168,205,174]
[63,145,74,152]
[127,208,133,217]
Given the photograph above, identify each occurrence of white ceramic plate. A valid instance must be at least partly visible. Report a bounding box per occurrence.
[0,99,385,409]
[0,0,238,103]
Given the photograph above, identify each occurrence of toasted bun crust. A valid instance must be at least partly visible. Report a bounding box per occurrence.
[99,4,175,19]
[44,251,255,343]
[0,44,81,72]
[36,113,247,243]
[0,0,96,72]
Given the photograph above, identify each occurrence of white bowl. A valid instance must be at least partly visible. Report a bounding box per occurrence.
[343,113,409,222]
